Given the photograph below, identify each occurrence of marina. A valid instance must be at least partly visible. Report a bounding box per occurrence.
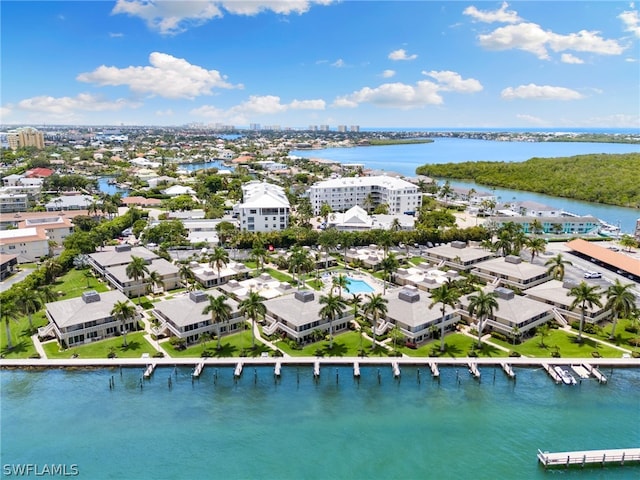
[537,448,640,469]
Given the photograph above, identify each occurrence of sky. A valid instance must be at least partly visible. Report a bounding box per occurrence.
[1,1,639,129]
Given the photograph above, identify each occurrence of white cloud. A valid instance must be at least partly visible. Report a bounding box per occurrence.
[191,95,325,123]
[77,52,241,99]
[619,9,640,38]
[421,70,483,93]
[478,22,625,60]
[112,0,333,35]
[560,53,584,64]
[0,106,12,120]
[381,69,396,78]
[332,59,346,67]
[515,113,547,125]
[501,84,583,100]
[109,32,124,38]
[17,93,142,113]
[388,49,418,61]
[463,2,521,24]
[333,81,442,109]
[155,109,174,117]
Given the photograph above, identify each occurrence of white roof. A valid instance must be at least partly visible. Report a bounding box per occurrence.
[311,175,416,191]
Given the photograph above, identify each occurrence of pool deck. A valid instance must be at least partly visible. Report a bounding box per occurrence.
[1,356,638,370]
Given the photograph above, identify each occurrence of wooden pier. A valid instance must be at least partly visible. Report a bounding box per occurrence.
[467,361,480,379]
[537,448,640,469]
[500,362,515,379]
[234,361,243,378]
[541,363,561,384]
[274,360,281,377]
[192,361,205,378]
[392,361,401,378]
[583,363,607,383]
[143,363,156,379]
[570,364,590,379]
[313,359,320,378]
[429,362,440,378]
[353,362,360,377]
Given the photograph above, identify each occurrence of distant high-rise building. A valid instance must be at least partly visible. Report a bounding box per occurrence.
[319,125,330,131]
[337,125,347,132]
[250,123,261,131]
[350,125,360,132]
[7,127,45,150]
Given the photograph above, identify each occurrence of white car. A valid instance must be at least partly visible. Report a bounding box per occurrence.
[584,271,602,279]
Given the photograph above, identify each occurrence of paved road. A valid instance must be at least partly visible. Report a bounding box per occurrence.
[0,268,34,292]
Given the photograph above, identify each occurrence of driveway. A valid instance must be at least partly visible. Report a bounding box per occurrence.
[0,267,34,292]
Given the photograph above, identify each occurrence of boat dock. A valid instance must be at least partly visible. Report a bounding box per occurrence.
[192,361,205,378]
[353,362,360,377]
[234,361,243,378]
[537,448,640,469]
[500,362,515,379]
[570,364,590,379]
[542,363,561,384]
[392,361,401,378]
[583,363,607,383]
[143,363,156,379]
[274,360,281,377]
[313,359,320,378]
[467,361,480,379]
[429,362,440,378]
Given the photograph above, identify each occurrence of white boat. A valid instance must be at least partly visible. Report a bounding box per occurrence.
[554,366,577,385]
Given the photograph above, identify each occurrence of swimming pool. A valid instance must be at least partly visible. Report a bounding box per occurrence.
[345,277,375,294]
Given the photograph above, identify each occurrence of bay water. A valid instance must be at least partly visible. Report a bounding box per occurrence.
[2,366,638,479]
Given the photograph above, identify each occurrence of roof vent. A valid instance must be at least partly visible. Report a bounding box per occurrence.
[398,287,420,303]
[82,290,101,303]
[115,244,132,252]
[294,290,315,303]
[494,287,514,300]
[451,241,466,249]
[505,255,522,264]
[189,290,208,303]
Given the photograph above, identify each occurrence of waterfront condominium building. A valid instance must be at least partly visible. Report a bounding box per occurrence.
[7,127,45,150]
[236,180,290,232]
[308,175,422,215]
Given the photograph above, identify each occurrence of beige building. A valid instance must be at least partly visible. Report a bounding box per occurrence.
[7,127,45,150]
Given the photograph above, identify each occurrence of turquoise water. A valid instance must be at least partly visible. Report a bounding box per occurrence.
[345,277,375,294]
[2,366,639,479]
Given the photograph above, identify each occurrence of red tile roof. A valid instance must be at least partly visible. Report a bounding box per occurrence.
[25,167,55,178]
[566,239,640,276]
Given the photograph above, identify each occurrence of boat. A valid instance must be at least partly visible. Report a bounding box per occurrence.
[553,366,577,385]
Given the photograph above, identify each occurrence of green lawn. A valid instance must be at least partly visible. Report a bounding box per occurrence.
[42,331,157,359]
[0,311,49,358]
[264,267,295,284]
[159,329,274,358]
[490,328,625,358]
[401,334,509,358]
[54,269,109,300]
[591,319,639,350]
[276,331,387,357]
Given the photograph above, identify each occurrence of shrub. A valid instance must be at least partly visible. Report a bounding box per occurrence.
[468,350,478,357]
[509,351,521,357]
[152,351,165,358]
[625,325,639,334]
[628,338,640,347]
[491,331,509,342]
[29,353,41,359]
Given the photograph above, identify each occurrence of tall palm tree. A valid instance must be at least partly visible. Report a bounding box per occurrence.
[568,281,603,342]
[126,255,150,305]
[208,247,229,285]
[38,285,58,304]
[110,300,136,347]
[429,282,460,352]
[530,219,544,236]
[379,253,399,295]
[178,263,195,291]
[202,294,232,350]
[15,287,41,331]
[147,270,165,295]
[318,229,337,270]
[250,244,268,274]
[289,246,312,290]
[363,293,388,349]
[2,302,20,350]
[350,293,363,323]
[605,280,635,340]
[526,237,547,262]
[319,203,333,226]
[467,290,499,347]
[319,292,347,349]
[332,274,349,298]
[239,290,267,350]
[42,259,62,284]
[545,253,572,281]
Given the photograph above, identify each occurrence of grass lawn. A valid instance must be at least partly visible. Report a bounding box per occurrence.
[43,331,157,359]
[0,311,49,358]
[276,331,389,357]
[130,295,154,310]
[265,267,295,284]
[592,319,639,350]
[160,329,274,358]
[54,269,109,300]
[490,329,625,358]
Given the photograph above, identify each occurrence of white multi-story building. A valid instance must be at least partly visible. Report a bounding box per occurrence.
[0,227,49,263]
[308,175,422,215]
[236,181,290,232]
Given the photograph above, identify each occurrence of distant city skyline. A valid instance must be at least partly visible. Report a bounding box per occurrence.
[2,1,639,129]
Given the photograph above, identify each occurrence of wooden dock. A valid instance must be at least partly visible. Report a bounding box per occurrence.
[234,361,243,378]
[353,362,360,377]
[274,360,281,377]
[541,363,561,384]
[429,362,440,378]
[537,448,640,469]
[192,361,205,378]
[583,363,607,383]
[500,362,515,379]
[143,363,156,379]
[467,361,480,379]
[392,361,401,378]
[313,359,320,378]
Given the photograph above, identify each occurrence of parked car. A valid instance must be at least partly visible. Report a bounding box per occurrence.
[584,271,602,279]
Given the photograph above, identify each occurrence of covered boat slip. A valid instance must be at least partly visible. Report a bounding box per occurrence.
[537,448,640,469]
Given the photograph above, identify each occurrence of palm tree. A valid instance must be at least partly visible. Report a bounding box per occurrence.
[126,256,150,305]
[318,229,337,270]
[467,290,499,347]
[545,253,572,281]
[319,203,333,226]
[202,294,232,350]
[319,292,347,349]
[250,244,268,274]
[147,270,165,295]
[239,290,267,350]
[363,193,375,213]
[568,281,603,343]
[332,274,349,298]
[605,280,635,340]
[429,282,460,352]
[110,300,137,347]
[289,246,312,289]
[390,218,402,232]
[15,287,41,331]
[38,285,58,304]
[2,302,20,350]
[379,253,399,295]
[350,293,363,323]
[178,263,195,291]
[510,325,521,345]
[42,259,62,284]
[439,181,453,204]
[208,247,229,285]
[530,219,544,236]
[363,293,388,348]
[526,237,547,262]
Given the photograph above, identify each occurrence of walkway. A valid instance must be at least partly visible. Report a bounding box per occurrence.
[252,322,290,357]
[30,334,47,359]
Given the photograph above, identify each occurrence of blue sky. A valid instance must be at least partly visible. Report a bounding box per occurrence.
[2,1,639,129]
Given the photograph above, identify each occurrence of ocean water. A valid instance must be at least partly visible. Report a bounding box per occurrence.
[290,138,640,233]
[2,366,639,480]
